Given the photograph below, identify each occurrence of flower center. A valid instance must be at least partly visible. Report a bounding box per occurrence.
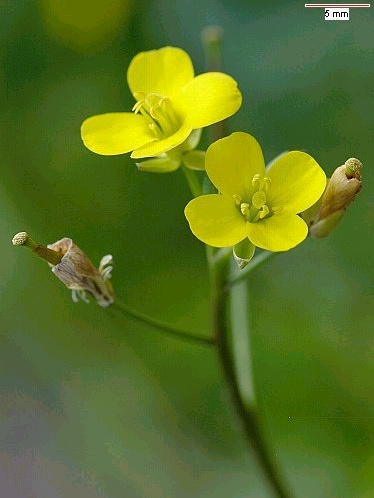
[133,92,181,139]
[234,174,283,223]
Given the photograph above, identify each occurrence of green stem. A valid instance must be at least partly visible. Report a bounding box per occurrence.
[210,253,292,498]
[111,300,214,347]
[229,272,255,410]
[182,165,202,198]
[228,250,277,288]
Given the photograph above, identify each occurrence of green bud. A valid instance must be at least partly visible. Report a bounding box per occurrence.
[136,156,181,173]
[182,150,206,171]
[233,239,255,270]
[302,158,362,238]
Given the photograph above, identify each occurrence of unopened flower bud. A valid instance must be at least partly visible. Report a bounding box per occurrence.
[302,158,362,238]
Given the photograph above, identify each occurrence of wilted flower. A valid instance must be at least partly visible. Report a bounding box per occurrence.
[12,232,114,307]
[47,238,114,307]
[81,46,242,172]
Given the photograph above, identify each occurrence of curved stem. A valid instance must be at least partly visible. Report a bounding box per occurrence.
[210,254,292,498]
[111,300,215,347]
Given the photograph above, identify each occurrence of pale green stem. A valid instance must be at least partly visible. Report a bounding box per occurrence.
[229,271,255,410]
[210,253,292,498]
[112,300,215,347]
[182,165,202,198]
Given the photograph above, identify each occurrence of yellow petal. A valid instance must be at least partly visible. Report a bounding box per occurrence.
[173,72,242,128]
[267,151,326,214]
[131,122,192,158]
[127,47,194,98]
[81,113,153,155]
[205,132,265,199]
[247,214,308,252]
[185,194,247,247]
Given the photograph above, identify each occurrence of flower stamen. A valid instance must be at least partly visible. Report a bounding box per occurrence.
[240,202,250,217]
[236,174,275,223]
[132,92,181,139]
[233,194,242,205]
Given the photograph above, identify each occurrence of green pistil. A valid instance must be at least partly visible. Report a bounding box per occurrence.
[235,174,276,223]
[12,232,62,266]
[252,191,266,209]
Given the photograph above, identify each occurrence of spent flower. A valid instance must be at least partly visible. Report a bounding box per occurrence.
[81,46,242,172]
[185,132,326,259]
[12,232,114,307]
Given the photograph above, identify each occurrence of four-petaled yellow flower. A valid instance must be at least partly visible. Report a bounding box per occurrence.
[185,132,326,252]
[81,46,242,165]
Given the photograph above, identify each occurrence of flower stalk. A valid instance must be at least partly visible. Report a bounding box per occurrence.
[209,251,292,498]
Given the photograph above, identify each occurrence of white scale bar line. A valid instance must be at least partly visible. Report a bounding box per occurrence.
[305,3,370,6]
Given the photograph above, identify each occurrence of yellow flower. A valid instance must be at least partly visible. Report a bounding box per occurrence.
[185,132,326,252]
[81,46,242,168]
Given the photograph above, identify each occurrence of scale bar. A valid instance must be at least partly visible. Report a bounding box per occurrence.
[305,3,370,6]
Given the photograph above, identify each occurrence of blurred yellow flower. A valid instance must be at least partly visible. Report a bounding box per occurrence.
[40,0,132,53]
[185,132,326,252]
[81,46,242,164]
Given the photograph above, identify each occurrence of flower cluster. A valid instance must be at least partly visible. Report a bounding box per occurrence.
[13,45,361,305]
[80,45,339,263]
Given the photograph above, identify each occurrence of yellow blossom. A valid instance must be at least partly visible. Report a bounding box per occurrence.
[81,46,242,170]
[185,132,326,253]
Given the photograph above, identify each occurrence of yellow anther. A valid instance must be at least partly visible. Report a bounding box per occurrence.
[240,203,250,216]
[259,205,269,219]
[133,92,180,138]
[233,194,242,205]
[263,176,271,192]
[252,174,261,187]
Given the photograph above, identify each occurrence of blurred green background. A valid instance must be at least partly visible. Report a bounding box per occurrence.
[1,1,373,497]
